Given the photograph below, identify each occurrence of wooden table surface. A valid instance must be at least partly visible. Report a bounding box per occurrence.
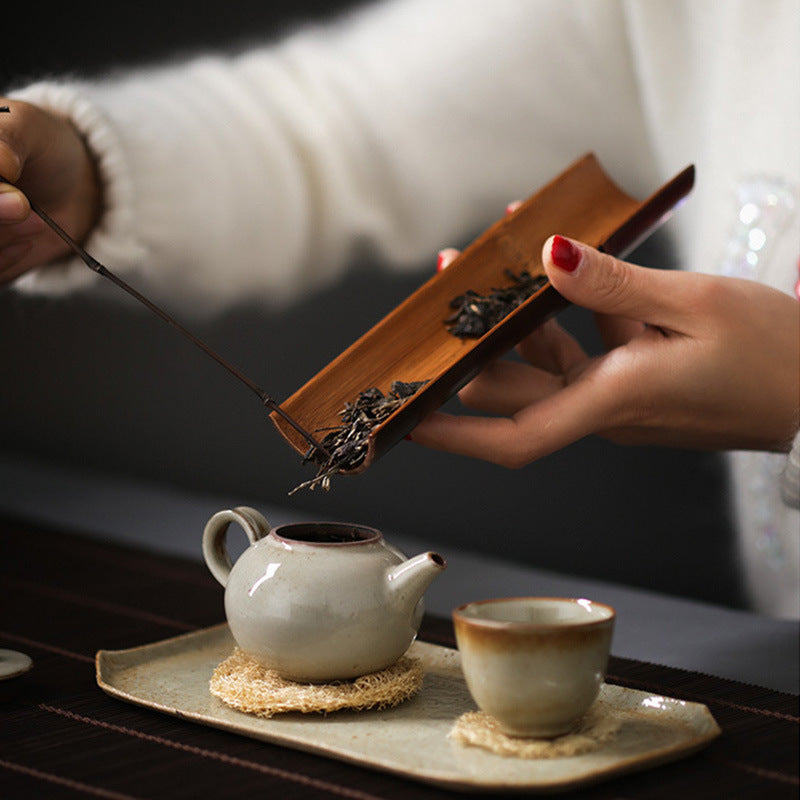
[2,513,798,799]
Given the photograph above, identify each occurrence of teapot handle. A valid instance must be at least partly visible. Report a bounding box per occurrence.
[202,506,271,587]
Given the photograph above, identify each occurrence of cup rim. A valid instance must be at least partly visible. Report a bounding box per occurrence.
[452,596,616,629]
[271,521,383,546]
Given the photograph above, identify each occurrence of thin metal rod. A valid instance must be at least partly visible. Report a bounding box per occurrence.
[0,175,329,458]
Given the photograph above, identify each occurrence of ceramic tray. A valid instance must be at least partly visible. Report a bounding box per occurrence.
[96,625,720,793]
[271,153,695,472]
[0,648,33,680]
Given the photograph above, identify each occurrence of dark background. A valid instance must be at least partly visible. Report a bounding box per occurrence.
[0,1,744,608]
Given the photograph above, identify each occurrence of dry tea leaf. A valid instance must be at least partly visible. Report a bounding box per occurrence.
[291,380,427,494]
[446,269,548,339]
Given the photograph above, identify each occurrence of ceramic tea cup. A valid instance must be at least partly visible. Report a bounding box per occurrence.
[453,597,615,738]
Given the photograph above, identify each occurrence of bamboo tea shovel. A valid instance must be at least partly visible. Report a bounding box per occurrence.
[273,153,695,480]
[1,149,693,491]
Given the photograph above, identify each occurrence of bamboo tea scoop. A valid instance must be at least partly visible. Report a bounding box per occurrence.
[273,153,695,474]
[0,174,329,458]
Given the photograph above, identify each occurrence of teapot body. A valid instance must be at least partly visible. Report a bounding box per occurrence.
[203,510,444,682]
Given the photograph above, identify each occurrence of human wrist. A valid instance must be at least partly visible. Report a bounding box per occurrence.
[9,81,146,294]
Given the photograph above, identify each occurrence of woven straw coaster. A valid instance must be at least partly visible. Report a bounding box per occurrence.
[209,648,424,718]
[449,701,620,759]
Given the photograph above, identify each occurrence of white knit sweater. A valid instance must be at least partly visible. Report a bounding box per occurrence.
[10,0,800,617]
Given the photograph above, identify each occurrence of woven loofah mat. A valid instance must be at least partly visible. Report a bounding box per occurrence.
[449,701,620,759]
[209,648,424,718]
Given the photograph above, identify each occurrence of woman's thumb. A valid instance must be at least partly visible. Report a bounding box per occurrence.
[542,235,687,328]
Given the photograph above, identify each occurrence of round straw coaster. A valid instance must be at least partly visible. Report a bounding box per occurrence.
[209,648,424,718]
[449,702,620,759]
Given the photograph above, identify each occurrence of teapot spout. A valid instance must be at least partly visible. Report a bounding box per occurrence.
[386,551,447,613]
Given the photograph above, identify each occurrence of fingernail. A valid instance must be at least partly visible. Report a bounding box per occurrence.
[404,433,413,441]
[0,190,26,221]
[549,235,582,272]
[505,200,522,215]
[436,248,460,272]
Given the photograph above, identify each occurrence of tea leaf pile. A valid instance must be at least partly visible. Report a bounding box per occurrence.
[446,269,547,338]
[290,380,427,494]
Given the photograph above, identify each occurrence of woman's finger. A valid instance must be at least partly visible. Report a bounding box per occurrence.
[543,235,706,333]
[516,317,587,374]
[411,369,621,468]
[0,240,34,283]
[457,359,565,416]
[0,183,28,221]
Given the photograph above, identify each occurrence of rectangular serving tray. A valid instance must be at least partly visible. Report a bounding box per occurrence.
[271,153,694,472]
[97,625,719,793]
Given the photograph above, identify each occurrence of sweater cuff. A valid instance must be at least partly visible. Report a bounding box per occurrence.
[781,430,800,509]
[9,82,147,294]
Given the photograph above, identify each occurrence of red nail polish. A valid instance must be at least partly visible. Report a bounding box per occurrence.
[436,252,445,272]
[550,235,581,272]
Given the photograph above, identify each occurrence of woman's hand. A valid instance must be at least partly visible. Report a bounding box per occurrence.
[411,235,800,466]
[0,99,100,284]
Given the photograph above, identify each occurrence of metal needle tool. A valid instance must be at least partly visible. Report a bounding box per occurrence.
[0,174,330,459]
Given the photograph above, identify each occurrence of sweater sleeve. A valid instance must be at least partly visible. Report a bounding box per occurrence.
[9,0,654,313]
[782,430,800,509]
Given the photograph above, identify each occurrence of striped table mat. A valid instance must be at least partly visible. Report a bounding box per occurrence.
[2,514,797,799]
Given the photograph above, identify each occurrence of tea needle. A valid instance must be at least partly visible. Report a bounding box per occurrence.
[0,174,331,459]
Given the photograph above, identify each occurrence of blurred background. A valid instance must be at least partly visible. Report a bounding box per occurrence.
[0,0,744,608]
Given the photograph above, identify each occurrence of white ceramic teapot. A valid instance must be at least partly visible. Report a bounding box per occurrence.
[202,507,446,682]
